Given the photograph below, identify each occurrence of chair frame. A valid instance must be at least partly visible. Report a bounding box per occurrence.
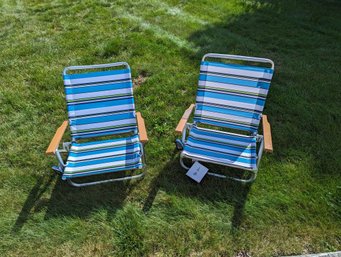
[46,62,148,187]
[175,53,274,183]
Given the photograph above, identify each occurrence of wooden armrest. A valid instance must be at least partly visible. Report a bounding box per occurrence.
[136,112,148,143]
[175,104,195,134]
[46,120,69,155]
[262,115,273,153]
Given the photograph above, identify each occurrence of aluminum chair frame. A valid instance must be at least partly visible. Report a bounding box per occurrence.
[46,62,148,187]
[175,53,274,183]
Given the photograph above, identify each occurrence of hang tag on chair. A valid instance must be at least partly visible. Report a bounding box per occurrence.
[186,161,208,183]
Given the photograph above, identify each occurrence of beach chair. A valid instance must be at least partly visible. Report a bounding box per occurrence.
[46,62,148,187]
[175,53,274,183]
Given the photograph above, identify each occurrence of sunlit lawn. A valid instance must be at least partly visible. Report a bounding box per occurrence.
[0,0,340,256]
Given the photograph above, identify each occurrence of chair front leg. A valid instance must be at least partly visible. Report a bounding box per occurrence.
[256,135,265,169]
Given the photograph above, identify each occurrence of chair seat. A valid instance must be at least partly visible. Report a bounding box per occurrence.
[63,134,143,179]
[182,126,257,170]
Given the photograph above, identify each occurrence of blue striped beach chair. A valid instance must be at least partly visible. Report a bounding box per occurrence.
[175,54,274,183]
[46,62,148,187]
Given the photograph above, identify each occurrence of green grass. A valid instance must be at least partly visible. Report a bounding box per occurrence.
[0,0,341,256]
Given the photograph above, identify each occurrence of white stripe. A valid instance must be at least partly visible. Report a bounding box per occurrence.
[71,136,139,151]
[196,96,264,112]
[182,151,255,170]
[199,80,268,96]
[66,96,133,105]
[66,88,132,101]
[64,157,141,172]
[72,126,137,137]
[64,162,142,177]
[68,104,135,117]
[195,110,260,126]
[64,73,131,86]
[70,110,135,121]
[68,146,141,161]
[70,118,136,131]
[201,65,273,80]
[203,72,266,83]
[189,130,255,147]
[186,140,253,158]
[65,79,130,89]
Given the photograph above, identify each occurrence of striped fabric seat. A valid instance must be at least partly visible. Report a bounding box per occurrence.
[63,68,137,139]
[183,126,257,170]
[63,134,143,179]
[194,61,274,133]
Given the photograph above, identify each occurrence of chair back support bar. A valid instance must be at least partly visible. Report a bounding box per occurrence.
[194,53,274,133]
[202,53,274,69]
[63,62,137,140]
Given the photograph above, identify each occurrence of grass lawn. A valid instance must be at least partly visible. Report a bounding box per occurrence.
[1,0,341,256]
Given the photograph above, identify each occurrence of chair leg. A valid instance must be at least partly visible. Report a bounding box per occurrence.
[207,170,257,184]
[52,165,64,174]
[179,152,191,170]
[66,172,145,187]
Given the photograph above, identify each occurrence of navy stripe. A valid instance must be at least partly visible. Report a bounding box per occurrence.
[183,145,256,165]
[62,163,143,179]
[197,90,265,106]
[194,118,257,132]
[196,104,260,119]
[72,127,137,139]
[70,112,135,126]
[72,135,139,147]
[187,137,255,153]
[67,97,134,111]
[67,153,140,167]
[199,75,270,89]
[69,143,140,157]
[190,126,255,143]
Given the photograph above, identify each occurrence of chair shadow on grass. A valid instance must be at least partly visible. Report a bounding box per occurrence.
[179,0,341,178]
[12,173,57,233]
[12,0,341,234]
[142,150,251,230]
[143,0,341,230]
[12,170,140,233]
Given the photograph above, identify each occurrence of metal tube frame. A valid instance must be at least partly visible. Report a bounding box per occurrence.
[67,172,145,187]
[178,53,273,183]
[51,62,146,187]
[202,53,274,69]
[63,62,130,75]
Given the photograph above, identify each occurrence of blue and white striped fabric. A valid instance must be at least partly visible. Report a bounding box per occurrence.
[194,61,274,133]
[182,126,257,170]
[64,69,137,139]
[63,134,142,179]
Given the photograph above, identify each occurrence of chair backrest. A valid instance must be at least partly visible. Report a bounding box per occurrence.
[194,54,274,134]
[63,62,137,140]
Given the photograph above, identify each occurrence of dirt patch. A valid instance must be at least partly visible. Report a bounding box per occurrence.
[235,251,251,257]
[133,71,148,88]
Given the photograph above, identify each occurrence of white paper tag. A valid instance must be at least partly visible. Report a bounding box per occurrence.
[186,161,208,183]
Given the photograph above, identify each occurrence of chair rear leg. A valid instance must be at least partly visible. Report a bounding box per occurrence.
[179,152,191,170]
[66,172,145,187]
[207,170,257,184]
[52,165,63,174]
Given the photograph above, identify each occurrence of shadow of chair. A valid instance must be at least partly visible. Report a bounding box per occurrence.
[12,171,140,233]
[142,151,251,230]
